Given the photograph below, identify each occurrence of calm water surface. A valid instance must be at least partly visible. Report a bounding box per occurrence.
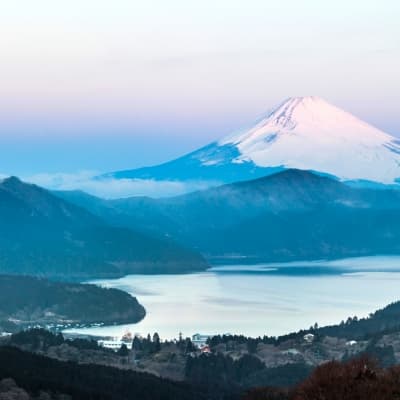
[65,256,400,340]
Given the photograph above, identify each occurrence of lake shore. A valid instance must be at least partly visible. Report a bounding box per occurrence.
[64,256,400,340]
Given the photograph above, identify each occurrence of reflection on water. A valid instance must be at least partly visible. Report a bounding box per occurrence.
[64,256,400,340]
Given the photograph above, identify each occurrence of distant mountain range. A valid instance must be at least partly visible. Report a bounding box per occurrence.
[7,96,400,274]
[0,177,207,279]
[57,169,400,262]
[103,96,400,187]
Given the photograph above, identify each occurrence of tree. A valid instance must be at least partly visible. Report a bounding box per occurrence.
[247,339,258,354]
[177,332,185,351]
[153,332,161,352]
[117,343,129,357]
[132,336,142,352]
[184,338,196,354]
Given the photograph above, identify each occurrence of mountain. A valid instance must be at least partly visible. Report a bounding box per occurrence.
[0,177,207,279]
[56,169,400,262]
[104,96,400,186]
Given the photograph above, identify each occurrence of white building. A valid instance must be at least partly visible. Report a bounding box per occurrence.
[192,333,212,348]
[303,333,315,343]
[98,339,132,351]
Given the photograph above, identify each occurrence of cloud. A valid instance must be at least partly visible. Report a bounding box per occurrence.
[15,171,215,199]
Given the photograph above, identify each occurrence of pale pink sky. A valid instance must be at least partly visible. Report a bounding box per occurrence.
[0,0,399,175]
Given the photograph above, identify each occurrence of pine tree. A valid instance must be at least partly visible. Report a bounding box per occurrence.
[153,333,161,352]
[117,343,129,357]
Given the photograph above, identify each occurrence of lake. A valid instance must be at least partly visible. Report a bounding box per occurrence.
[65,256,400,340]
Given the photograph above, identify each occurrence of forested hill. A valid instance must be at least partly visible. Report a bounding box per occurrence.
[0,275,145,330]
[0,176,207,279]
[0,346,211,400]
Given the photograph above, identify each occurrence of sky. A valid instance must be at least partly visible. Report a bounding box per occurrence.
[0,0,399,195]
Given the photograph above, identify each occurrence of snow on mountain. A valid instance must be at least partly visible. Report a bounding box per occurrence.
[107,96,400,186]
[215,96,400,183]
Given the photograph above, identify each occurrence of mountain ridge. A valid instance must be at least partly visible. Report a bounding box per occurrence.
[0,177,207,279]
[57,169,400,262]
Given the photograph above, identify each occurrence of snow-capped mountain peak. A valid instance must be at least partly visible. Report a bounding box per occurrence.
[221,96,391,145]
[215,96,400,183]
[106,96,400,187]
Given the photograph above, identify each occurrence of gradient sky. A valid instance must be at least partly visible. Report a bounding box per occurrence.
[1,0,399,176]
